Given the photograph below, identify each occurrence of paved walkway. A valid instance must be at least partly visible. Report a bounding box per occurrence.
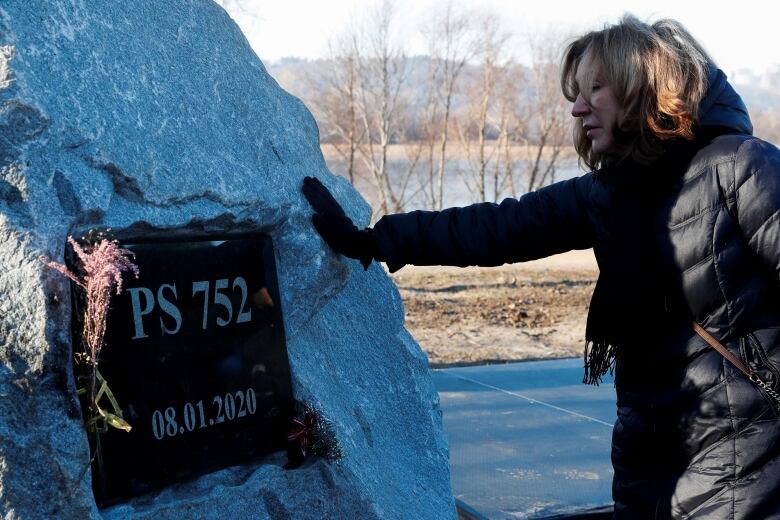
[432,358,616,519]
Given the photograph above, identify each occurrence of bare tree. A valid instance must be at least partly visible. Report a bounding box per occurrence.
[295,1,422,215]
[352,0,417,214]
[418,59,442,209]
[422,0,481,210]
[259,5,576,213]
[509,32,571,196]
[456,13,511,203]
[305,34,363,183]
[491,61,529,200]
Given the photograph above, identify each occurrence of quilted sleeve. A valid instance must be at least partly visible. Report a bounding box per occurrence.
[733,138,780,275]
[372,173,596,271]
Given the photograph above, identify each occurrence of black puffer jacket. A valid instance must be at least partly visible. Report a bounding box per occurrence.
[373,69,780,518]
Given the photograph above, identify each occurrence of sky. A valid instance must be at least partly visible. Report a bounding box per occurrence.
[221,0,779,77]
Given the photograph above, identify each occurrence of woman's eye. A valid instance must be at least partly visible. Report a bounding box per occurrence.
[592,84,601,91]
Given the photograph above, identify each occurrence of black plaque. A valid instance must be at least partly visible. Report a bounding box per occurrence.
[69,234,294,507]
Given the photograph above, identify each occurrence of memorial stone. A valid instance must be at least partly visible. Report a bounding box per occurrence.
[0,1,455,518]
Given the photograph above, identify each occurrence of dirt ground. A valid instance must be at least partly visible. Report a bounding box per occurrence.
[390,249,598,367]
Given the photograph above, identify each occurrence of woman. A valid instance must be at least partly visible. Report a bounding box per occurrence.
[303,15,780,518]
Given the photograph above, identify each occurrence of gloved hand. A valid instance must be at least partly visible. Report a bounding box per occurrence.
[302,176,377,270]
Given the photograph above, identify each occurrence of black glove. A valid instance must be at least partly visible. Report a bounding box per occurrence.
[302,176,377,270]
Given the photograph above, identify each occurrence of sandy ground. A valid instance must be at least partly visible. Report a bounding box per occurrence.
[390,249,598,367]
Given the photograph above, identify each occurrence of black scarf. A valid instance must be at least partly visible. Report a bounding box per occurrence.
[582,132,724,384]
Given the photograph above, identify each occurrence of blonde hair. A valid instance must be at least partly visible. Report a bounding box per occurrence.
[561,15,712,170]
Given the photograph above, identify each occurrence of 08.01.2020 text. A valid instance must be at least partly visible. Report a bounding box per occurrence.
[151,388,257,440]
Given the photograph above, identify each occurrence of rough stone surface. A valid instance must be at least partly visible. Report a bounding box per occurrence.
[0,1,454,518]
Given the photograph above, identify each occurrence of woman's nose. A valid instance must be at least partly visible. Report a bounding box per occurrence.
[571,94,590,117]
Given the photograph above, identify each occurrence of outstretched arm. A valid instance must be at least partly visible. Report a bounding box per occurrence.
[302,174,596,272]
[373,174,596,271]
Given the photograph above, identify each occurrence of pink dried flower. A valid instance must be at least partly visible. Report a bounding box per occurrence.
[41,236,139,376]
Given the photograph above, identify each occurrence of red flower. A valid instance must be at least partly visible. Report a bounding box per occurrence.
[287,411,317,454]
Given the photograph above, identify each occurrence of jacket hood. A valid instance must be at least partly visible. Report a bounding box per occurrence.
[698,64,753,135]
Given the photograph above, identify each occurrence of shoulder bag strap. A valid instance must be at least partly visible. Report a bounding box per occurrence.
[692,322,780,405]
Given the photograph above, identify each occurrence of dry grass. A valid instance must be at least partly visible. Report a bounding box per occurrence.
[390,250,598,367]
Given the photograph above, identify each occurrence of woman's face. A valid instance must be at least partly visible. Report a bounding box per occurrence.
[570,56,624,155]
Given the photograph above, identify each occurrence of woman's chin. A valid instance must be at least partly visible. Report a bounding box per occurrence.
[590,140,609,155]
